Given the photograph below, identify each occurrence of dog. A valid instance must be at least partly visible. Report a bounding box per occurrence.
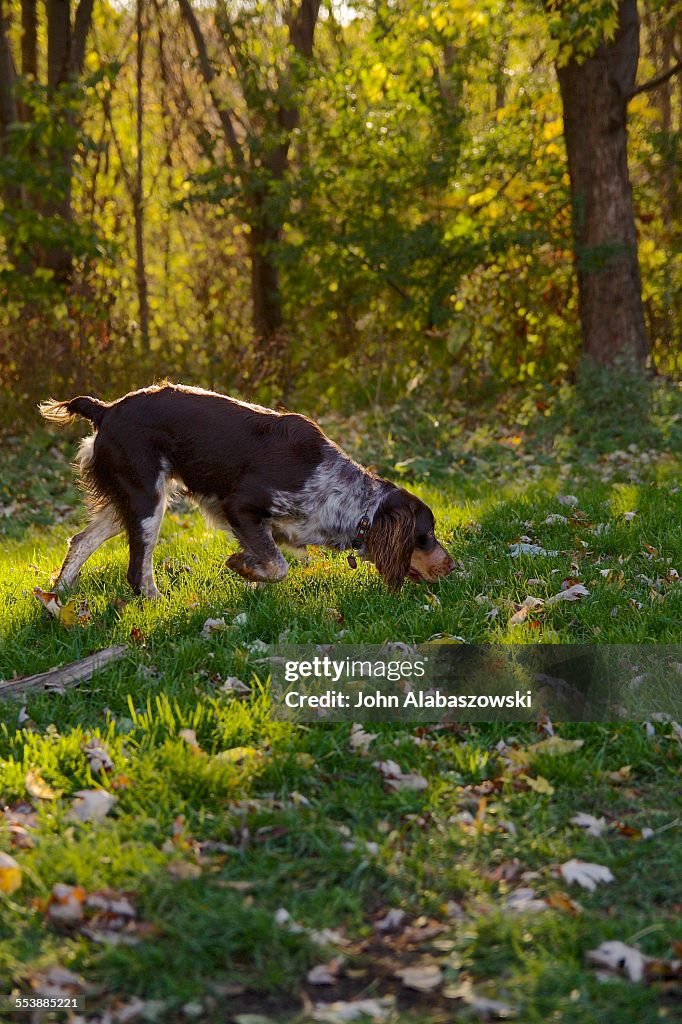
[40,384,455,598]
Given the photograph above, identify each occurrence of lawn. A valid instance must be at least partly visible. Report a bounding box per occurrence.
[0,395,681,1023]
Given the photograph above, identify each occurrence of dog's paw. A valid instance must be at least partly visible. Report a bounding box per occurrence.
[226,551,288,583]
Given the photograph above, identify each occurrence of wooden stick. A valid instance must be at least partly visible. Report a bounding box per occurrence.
[0,645,129,700]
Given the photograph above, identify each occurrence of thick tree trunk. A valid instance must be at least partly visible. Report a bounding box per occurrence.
[39,0,94,282]
[556,0,648,366]
[248,216,284,342]
[0,0,17,144]
[21,0,37,78]
[134,0,150,352]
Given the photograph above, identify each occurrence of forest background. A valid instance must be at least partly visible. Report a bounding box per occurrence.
[0,0,680,427]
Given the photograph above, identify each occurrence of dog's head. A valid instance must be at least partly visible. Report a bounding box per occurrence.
[365,486,455,591]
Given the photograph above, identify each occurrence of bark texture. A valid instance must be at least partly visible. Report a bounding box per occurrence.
[556,0,648,366]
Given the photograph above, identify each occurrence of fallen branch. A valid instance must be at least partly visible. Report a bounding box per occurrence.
[0,645,129,700]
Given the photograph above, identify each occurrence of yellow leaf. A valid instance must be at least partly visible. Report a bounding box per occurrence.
[0,852,22,895]
[542,118,563,141]
[215,746,265,766]
[26,769,60,800]
[295,752,315,768]
[521,773,555,795]
[59,598,90,627]
[528,736,584,757]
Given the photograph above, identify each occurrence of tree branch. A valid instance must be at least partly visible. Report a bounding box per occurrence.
[177,0,245,169]
[631,59,682,97]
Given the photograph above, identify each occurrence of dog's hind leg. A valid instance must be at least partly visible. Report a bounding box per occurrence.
[124,477,168,599]
[56,505,122,590]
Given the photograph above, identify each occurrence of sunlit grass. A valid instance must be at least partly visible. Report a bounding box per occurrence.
[0,427,681,1022]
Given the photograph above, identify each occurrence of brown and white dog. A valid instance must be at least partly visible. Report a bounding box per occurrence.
[40,384,454,598]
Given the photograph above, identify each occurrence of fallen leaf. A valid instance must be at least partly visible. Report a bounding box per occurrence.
[201,617,227,638]
[0,851,22,894]
[60,598,91,627]
[398,963,443,991]
[25,769,60,800]
[374,907,406,933]
[83,737,114,773]
[506,887,548,912]
[179,728,204,753]
[373,759,428,791]
[307,957,344,985]
[219,676,251,696]
[557,495,579,507]
[607,765,632,784]
[349,723,378,754]
[587,940,648,982]
[545,584,590,605]
[545,891,580,914]
[528,736,584,757]
[47,883,87,926]
[445,979,517,1018]
[509,543,558,558]
[510,596,545,626]
[311,997,395,1022]
[544,514,568,525]
[34,587,62,618]
[571,812,607,837]
[520,774,554,795]
[68,789,117,822]
[559,859,614,891]
[28,965,84,998]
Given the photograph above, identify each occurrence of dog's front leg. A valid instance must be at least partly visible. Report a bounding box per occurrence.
[224,506,289,583]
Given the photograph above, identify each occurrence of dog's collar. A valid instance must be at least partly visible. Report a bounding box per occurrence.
[351,512,371,549]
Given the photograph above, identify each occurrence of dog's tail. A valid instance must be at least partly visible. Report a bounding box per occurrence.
[39,396,108,429]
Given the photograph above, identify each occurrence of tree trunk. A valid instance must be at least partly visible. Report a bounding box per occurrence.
[0,0,23,226]
[556,0,648,366]
[134,0,150,352]
[248,214,284,342]
[0,0,17,144]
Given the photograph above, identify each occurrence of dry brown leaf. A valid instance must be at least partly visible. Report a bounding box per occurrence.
[47,883,87,926]
[34,587,62,618]
[25,769,60,801]
[545,891,580,915]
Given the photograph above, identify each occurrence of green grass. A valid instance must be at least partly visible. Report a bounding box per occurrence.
[1,410,681,1023]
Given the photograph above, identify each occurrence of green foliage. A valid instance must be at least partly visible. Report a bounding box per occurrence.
[0,0,679,421]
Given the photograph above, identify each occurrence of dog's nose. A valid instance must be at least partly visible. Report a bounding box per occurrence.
[444,554,456,575]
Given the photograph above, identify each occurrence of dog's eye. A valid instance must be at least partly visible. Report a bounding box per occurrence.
[417,534,429,547]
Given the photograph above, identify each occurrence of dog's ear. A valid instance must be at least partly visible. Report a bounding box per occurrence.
[366,494,416,591]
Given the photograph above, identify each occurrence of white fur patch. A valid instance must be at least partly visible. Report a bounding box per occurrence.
[57,504,121,589]
[269,447,386,551]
